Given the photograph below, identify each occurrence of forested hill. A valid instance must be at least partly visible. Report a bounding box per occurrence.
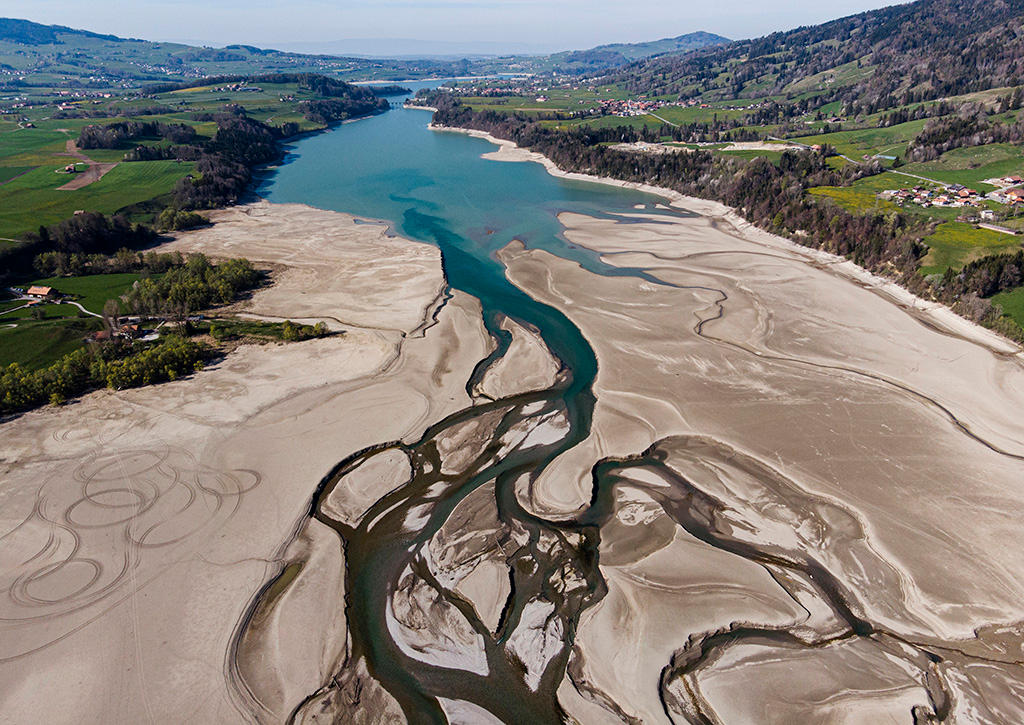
[604,0,1024,112]
[540,31,729,74]
[589,31,731,61]
[0,17,122,44]
[0,17,492,85]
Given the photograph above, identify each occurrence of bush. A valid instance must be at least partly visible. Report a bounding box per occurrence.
[281,320,331,341]
[157,208,209,231]
[0,337,210,414]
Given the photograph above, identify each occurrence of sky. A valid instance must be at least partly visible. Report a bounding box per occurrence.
[1,0,912,55]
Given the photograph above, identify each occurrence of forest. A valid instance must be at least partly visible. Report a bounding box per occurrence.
[605,0,1024,115]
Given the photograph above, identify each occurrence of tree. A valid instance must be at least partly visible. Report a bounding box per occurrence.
[102,298,121,330]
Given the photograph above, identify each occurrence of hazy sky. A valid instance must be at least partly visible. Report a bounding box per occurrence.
[2,0,911,54]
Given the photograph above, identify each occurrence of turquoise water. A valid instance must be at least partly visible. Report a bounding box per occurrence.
[256,87,683,723]
[258,85,675,396]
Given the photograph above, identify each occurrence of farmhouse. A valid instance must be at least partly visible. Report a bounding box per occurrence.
[26,286,55,299]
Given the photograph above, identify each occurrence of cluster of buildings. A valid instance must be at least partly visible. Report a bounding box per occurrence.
[597,97,682,117]
[988,176,1024,205]
[880,184,985,209]
[86,323,143,343]
[206,82,263,93]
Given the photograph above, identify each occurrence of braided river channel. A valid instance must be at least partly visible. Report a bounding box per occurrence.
[246,82,1024,724]
[257,84,681,722]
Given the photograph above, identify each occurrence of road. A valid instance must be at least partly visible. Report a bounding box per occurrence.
[1,291,103,319]
[768,135,956,187]
[649,112,678,128]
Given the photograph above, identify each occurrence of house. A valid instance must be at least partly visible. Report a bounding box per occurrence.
[26,286,55,299]
[86,330,112,343]
[1001,175,1023,185]
[981,209,996,221]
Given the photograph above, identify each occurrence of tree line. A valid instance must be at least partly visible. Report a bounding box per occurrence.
[0,336,209,413]
[120,254,261,318]
[430,96,1023,342]
[77,120,197,149]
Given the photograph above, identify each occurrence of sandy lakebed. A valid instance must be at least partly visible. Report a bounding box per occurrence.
[1,124,1023,724]
[0,201,495,722]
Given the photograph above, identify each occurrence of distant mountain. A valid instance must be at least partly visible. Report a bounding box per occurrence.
[0,17,121,45]
[589,31,731,61]
[542,31,729,75]
[0,17,501,87]
[604,0,1024,110]
[275,38,555,59]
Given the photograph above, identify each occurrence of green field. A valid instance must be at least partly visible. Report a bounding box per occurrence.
[716,149,785,163]
[0,317,103,368]
[920,222,1023,274]
[31,272,151,313]
[1,303,83,320]
[0,165,35,184]
[809,172,906,213]
[793,119,928,161]
[992,287,1024,327]
[0,273,155,370]
[901,143,1024,189]
[0,160,194,240]
[808,171,974,220]
[0,129,69,162]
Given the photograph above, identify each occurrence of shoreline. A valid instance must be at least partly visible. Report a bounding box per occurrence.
[0,200,497,723]
[431,124,1022,358]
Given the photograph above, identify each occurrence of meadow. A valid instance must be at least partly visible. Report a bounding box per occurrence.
[992,286,1024,327]
[919,222,1023,274]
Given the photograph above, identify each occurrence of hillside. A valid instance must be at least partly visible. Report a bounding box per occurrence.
[604,0,1024,111]
[0,17,489,87]
[590,31,731,61]
[539,31,729,75]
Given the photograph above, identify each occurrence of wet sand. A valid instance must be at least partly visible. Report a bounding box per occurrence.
[498,208,1024,723]
[5,127,1024,724]
[0,201,495,723]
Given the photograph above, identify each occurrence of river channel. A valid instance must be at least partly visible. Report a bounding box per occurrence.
[255,84,682,722]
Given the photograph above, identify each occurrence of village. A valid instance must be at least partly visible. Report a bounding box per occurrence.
[881,173,1024,213]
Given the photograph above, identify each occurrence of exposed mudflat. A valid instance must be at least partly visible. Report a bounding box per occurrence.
[5,142,1024,725]
[0,201,492,723]
[498,208,1024,723]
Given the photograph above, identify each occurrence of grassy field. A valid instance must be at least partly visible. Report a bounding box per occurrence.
[992,287,1024,327]
[809,172,1022,273]
[0,272,155,370]
[809,172,906,214]
[792,119,928,161]
[1,303,83,320]
[808,171,973,220]
[920,222,1023,274]
[901,143,1024,189]
[0,165,35,184]
[0,160,195,240]
[0,317,103,368]
[716,149,785,163]
[31,272,151,313]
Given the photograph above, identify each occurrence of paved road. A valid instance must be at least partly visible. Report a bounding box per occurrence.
[769,135,957,187]
[60,300,102,318]
[649,112,678,128]
[1,293,103,319]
